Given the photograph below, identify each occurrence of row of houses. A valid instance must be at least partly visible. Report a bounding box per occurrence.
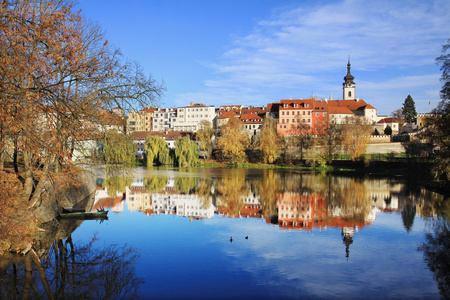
[125,59,400,141]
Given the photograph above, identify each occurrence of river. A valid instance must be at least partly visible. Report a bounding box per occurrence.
[1,166,448,299]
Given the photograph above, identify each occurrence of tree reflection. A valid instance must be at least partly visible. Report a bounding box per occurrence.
[402,204,416,232]
[174,176,198,194]
[103,166,135,197]
[215,170,249,217]
[419,217,450,299]
[329,178,372,222]
[258,169,279,222]
[0,234,143,299]
[143,175,168,193]
[195,178,213,210]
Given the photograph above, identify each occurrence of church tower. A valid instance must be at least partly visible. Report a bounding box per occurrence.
[343,56,355,100]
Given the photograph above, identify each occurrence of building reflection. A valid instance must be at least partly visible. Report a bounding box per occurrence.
[94,172,444,239]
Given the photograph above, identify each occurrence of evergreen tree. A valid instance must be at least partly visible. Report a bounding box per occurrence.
[384,125,392,135]
[402,95,417,124]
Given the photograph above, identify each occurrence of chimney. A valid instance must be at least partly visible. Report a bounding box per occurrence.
[190,102,194,106]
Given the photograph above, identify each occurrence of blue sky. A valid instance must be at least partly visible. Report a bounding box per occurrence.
[77,0,450,116]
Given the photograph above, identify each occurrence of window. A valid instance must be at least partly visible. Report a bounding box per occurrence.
[316,113,319,117]
[348,91,352,97]
[287,111,289,115]
[282,111,285,115]
[286,119,289,123]
[303,111,305,115]
[324,113,327,116]
[305,104,309,108]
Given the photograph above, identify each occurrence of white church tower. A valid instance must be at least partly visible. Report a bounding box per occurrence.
[343,56,355,100]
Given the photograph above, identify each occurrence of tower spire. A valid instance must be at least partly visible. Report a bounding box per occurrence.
[343,56,355,100]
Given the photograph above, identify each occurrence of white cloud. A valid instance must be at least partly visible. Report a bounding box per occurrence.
[193,0,450,109]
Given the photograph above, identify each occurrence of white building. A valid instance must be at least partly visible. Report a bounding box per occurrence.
[153,107,177,132]
[172,103,215,132]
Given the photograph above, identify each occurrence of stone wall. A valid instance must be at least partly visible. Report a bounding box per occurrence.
[366,142,406,154]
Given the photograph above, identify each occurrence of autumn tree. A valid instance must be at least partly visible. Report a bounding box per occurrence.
[258,117,281,164]
[288,115,314,161]
[0,1,164,210]
[216,117,249,165]
[103,129,135,164]
[196,120,214,158]
[174,136,198,167]
[391,108,406,127]
[402,95,417,124]
[340,116,371,161]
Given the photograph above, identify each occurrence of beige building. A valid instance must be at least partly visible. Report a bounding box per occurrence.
[127,106,156,134]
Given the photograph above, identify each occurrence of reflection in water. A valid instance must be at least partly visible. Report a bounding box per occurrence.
[419,217,450,299]
[215,169,249,217]
[95,168,448,235]
[2,166,449,299]
[0,221,142,299]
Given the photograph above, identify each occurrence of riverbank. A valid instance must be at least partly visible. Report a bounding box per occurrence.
[197,157,450,197]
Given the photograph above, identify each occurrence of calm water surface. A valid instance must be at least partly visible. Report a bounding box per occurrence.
[1,166,449,299]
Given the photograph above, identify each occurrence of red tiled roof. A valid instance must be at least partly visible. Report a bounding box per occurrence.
[141,106,157,113]
[240,114,263,122]
[327,99,369,111]
[279,99,314,110]
[377,117,398,124]
[328,106,353,114]
[216,110,237,119]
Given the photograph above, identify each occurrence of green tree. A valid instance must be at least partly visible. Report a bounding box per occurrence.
[175,136,198,167]
[258,117,281,164]
[216,117,249,165]
[384,125,392,135]
[196,120,214,158]
[144,136,168,166]
[103,130,135,164]
[402,95,417,124]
